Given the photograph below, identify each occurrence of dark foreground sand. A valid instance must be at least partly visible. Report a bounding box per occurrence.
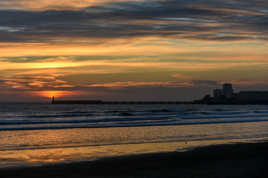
[1,142,268,178]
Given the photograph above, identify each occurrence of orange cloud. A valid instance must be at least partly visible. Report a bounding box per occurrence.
[0,74,74,91]
[86,81,193,88]
[171,74,192,80]
[0,0,144,10]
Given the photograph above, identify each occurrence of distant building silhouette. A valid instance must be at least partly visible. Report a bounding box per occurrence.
[237,91,268,103]
[197,83,268,104]
[213,89,223,99]
[222,83,233,99]
[212,83,234,100]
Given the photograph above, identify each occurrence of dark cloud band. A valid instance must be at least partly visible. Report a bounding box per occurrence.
[0,0,267,43]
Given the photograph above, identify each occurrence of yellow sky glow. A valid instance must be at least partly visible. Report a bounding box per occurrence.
[33,90,80,98]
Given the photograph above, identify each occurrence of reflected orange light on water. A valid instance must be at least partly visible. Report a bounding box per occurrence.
[0,122,266,167]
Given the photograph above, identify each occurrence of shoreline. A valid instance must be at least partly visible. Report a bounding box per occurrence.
[1,141,268,178]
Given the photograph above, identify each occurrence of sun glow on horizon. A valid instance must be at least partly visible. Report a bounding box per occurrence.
[33,90,78,99]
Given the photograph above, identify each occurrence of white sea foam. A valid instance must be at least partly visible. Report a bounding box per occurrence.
[0,104,268,130]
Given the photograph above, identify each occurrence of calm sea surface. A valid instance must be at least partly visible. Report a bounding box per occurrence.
[1,104,268,168]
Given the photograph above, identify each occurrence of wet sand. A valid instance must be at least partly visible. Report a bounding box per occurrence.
[1,142,268,178]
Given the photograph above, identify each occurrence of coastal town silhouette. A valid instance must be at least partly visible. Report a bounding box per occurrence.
[196,83,268,104]
[51,83,268,105]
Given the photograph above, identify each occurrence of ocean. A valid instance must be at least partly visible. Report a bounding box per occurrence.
[1,103,268,168]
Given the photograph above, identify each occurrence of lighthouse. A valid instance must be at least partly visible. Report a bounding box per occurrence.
[51,96,55,104]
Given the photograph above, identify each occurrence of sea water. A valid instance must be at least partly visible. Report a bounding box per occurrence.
[0,103,268,168]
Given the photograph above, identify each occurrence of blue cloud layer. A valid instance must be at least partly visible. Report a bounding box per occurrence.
[0,0,267,43]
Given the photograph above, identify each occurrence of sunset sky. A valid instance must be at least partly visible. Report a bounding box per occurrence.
[1,0,268,102]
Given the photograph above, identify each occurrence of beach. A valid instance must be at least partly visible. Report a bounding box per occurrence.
[1,141,268,178]
[1,104,268,177]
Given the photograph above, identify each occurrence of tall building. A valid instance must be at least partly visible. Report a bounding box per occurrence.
[222,83,233,99]
[213,89,223,99]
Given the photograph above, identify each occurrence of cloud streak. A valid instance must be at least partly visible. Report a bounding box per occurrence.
[1,0,268,101]
[0,0,268,44]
